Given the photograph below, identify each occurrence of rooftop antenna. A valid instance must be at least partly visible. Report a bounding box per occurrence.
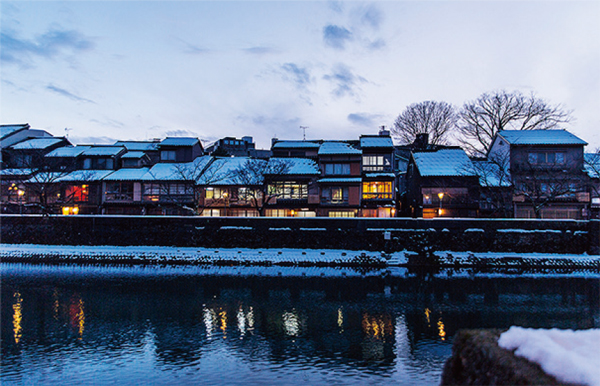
[300,126,308,141]
[64,127,72,138]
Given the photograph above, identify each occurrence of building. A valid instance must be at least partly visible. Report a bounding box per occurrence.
[359,131,396,217]
[488,129,589,219]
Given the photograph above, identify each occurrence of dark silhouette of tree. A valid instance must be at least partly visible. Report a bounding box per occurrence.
[457,90,572,156]
[229,158,291,216]
[392,101,457,145]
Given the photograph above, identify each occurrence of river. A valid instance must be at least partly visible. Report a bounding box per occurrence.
[1,262,598,385]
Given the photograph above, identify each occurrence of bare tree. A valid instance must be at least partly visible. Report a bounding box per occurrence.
[457,90,572,156]
[584,148,600,202]
[229,158,291,216]
[392,101,457,145]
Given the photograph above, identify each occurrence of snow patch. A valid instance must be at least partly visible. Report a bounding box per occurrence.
[498,326,600,386]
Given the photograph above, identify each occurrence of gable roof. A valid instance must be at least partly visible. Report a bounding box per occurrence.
[413,148,476,177]
[45,146,90,158]
[318,141,361,155]
[103,168,151,181]
[121,151,147,159]
[497,130,587,146]
[82,146,125,156]
[160,137,200,147]
[114,141,159,151]
[272,141,321,149]
[1,124,30,139]
[267,157,319,175]
[11,138,65,150]
[360,136,393,148]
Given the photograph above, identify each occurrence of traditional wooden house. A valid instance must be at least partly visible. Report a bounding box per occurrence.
[158,137,203,163]
[359,132,396,217]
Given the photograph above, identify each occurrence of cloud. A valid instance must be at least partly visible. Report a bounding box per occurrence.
[280,63,311,88]
[237,114,302,139]
[1,27,94,66]
[368,38,386,50]
[357,4,383,29]
[323,25,352,49]
[164,129,200,137]
[89,118,124,129]
[244,46,279,55]
[328,1,344,14]
[323,64,367,98]
[46,84,95,104]
[348,113,384,127]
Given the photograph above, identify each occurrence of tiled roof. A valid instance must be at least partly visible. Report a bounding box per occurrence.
[1,124,29,139]
[198,157,261,185]
[121,151,147,159]
[360,136,393,148]
[0,168,33,177]
[318,177,362,183]
[114,141,159,151]
[267,157,319,175]
[55,170,115,182]
[318,142,361,155]
[160,137,200,147]
[146,156,212,182]
[103,168,151,181]
[364,172,395,179]
[498,130,587,146]
[272,141,321,149]
[45,146,90,158]
[413,149,476,177]
[82,146,125,156]
[11,138,64,150]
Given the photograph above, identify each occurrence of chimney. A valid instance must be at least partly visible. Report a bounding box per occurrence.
[414,133,429,150]
[379,126,390,137]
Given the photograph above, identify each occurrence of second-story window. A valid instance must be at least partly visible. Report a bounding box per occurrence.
[528,152,565,165]
[268,182,308,199]
[321,186,348,204]
[325,163,350,175]
[161,150,176,161]
[362,155,389,171]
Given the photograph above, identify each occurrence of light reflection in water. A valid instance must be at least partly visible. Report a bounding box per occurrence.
[337,307,344,333]
[203,307,217,340]
[13,291,23,344]
[282,310,300,336]
[219,310,227,338]
[362,313,393,341]
[437,319,446,341]
[69,296,85,339]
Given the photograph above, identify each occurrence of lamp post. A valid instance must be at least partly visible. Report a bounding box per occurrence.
[17,189,25,215]
[438,192,444,217]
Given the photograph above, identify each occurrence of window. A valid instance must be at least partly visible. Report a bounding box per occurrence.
[321,186,348,204]
[265,209,290,217]
[83,158,92,169]
[83,158,113,169]
[161,150,177,161]
[362,181,392,199]
[200,209,221,217]
[205,187,228,199]
[230,208,259,217]
[65,185,89,202]
[421,187,468,205]
[325,163,351,175]
[362,155,390,171]
[105,182,134,201]
[328,211,356,218]
[528,152,566,165]
[268,182,308,199]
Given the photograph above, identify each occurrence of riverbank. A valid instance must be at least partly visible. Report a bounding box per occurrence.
[2,243,599,271]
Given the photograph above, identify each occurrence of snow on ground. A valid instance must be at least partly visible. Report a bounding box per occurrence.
[499,326,600,386]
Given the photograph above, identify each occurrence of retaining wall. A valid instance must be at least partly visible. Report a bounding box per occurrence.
[1,215,598,255]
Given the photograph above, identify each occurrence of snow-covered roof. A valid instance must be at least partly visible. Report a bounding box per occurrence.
[160,137,200,147]
[199,157,262,185]
[121,151,147,159]
[25,171,71,183]
[318,141,361,155]
[103,168,151,181]
[360,136,393,148]
[413,148,476,177]
[82,146,125,156]
[146,156,212,182]
[585,153,600,179]
[272,141,321,149]
[318,177,362,183]
[45,146,90,158]
[471,159,512,187]
[498,130,587,146]
[1,124,29,139]
[0,168,33,177]
[55,170,114,182]
[267,157,319,175]
[114,141,159,151]
[11,138,64,150]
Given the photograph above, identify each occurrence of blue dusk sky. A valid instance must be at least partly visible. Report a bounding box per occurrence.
[1,1,599,150]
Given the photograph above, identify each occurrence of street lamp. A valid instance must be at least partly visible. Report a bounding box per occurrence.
[438,192,444,216]
[17,189,25,215]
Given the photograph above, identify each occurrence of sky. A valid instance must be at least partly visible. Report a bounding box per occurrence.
[1,1,599,150]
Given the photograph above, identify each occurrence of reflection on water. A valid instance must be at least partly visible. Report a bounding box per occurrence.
[1,263,598,386]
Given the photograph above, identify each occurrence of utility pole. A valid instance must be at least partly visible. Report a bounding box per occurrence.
[300,126,308,141]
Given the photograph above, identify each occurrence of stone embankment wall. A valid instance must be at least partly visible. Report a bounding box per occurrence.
[2,215,598,255]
